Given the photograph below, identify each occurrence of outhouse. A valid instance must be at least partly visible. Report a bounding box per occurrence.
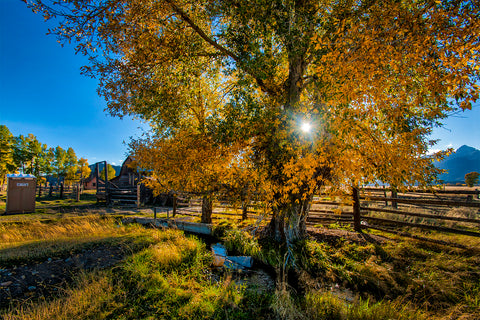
[5,174,36,214]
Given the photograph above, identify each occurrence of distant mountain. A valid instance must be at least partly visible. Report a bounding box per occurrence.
[87,163,121,178]
[436,145,480,183]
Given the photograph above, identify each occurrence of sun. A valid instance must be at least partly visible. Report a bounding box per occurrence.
[301,122,311,133]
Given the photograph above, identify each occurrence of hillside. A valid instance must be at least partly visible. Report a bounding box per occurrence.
[436,145,480,183]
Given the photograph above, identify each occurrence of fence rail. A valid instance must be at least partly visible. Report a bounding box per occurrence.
[35,184,82,201]
[164,186,480,240]
[360,196,480,208]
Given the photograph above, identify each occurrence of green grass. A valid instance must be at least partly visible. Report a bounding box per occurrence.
[299,230,480,318]
[216,222,480,319]
[0,189,99,217]
[1,222,273,320]
[1,213,479,319]
[0,215,153,267]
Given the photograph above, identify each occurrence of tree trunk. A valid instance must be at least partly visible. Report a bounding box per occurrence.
[391,187,398,209]
[172,195,177,217]
[59,182,64,199]
[265,194,312,243]
[201,195,213,224]
[352,186,361,232]
[241,201,248,221]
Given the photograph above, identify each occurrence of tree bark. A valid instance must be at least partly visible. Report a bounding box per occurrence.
[201,195,213,224]
[265,194,312,243]
[241,201,248,221]
[352,186,361,232]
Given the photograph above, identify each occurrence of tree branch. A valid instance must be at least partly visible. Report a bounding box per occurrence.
[164,0,239,61]
[164,0,281,97]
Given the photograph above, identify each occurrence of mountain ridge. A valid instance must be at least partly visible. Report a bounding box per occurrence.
[436,145,480,183]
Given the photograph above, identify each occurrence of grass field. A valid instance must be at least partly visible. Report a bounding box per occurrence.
[1,192,479,319]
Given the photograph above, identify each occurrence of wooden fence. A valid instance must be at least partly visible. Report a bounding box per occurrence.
[158,195,265,222]
[308,187,480,238]
[35,184,82,201]
[161,187,480,239]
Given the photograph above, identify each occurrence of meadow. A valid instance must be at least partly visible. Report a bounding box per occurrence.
[0,191,479,319]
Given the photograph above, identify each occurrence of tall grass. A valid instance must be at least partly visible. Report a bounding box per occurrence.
[3,271,117,320]
[0,215,151,265]
[2,227,273,320]
[300,233,480,318]
[0,216,123,245]
[2,214,479,319]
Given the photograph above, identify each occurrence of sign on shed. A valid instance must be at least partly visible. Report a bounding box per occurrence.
[6,174,36,214]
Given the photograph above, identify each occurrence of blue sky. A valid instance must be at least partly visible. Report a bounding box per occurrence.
[0,0,479,166]
[0,0,147,166]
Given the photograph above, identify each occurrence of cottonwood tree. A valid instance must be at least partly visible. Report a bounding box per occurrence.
[12,133,44,176]
[129,67,252,223]
[53,146,68,182]
[465,172,480,187]
[13,134,30,173]
[100,164,117,181]
[27,0,479,247]
[42,147,56,182]
[0,125,16,186]
[78,157,91,186]
[64,147,79,184]
[25,134,43,177]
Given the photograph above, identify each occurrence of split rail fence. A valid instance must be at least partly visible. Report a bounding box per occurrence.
[161,195,266,222]
[309,187,480,238]
[165,187,480,239]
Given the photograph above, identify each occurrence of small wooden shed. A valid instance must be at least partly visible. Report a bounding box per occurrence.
[5,174,36,214]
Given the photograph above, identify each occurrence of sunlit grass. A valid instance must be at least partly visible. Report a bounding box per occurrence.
[300,229,480,318]
[2,271,117,320]
[2,227,272,320]
[0,215,138,246]
[0,215,152,266]
[1,207,478,319]
[303,291,427,320]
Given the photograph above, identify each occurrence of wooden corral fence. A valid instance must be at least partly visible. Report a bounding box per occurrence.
[159,194,266,222]
[308,187,480,238]
[36,183,83,201]
[161,187,480,239]
[94,161,142,207]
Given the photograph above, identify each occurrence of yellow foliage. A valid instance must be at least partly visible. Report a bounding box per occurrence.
[28,0,480,236]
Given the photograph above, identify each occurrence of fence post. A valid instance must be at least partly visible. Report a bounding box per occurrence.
[352,186,361,232]
[137,184,141,208]
[76,184,80,202]
[49,184,53,197]
[391,188,398,209]
[60,182,64,199]
[38,185,42,198]
[242,201,248,221]
[173,195,177,217]
[95,163,100,202]
[382,185,388,206]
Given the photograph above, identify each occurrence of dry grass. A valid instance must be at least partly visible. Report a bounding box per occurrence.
[2,225,266,320]
[301,229,480,319]
[0,215,148,265]
[0,216,122,245]
[3,271,116,320]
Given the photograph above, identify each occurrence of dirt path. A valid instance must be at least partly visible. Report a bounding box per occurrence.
[0,244,126,310]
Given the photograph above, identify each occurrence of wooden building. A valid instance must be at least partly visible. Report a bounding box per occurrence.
[84,175,100,190]
[110,156,138,188]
